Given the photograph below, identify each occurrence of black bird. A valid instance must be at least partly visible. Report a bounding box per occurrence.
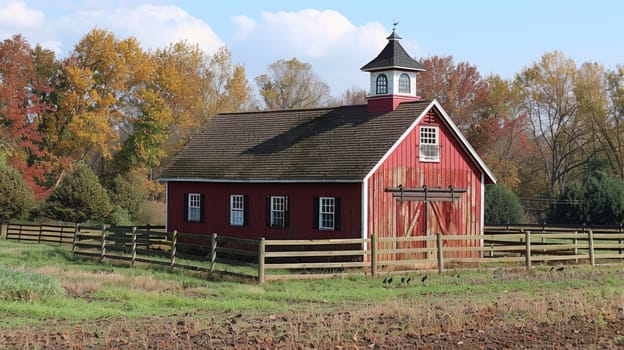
[401,277,405,284]
[549,266,555,272]
[421,275,428,283]
[556,266,564,271]
[382,277,388,285]
[387,277,393,284]
[406,277,411,285]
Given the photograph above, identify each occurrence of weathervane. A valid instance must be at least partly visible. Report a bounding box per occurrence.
[392,21,399,31]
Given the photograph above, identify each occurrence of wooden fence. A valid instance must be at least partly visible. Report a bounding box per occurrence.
[5,222,624,283]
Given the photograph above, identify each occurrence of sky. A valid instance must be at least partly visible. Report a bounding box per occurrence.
[1,0,623,97]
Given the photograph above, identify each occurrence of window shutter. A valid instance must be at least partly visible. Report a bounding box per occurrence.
[183,193,189,222]
[243,195,249,226]
[284,196,289,228]
[313,197,319,230]
[266,196,271,227]
[199,194,206,223]
[334,197,341,231]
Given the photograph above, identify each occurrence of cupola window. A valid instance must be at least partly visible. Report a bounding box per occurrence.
[399,74,410,93]
[376,74,388,94]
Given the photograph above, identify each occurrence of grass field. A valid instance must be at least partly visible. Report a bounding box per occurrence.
[1,238,624,348]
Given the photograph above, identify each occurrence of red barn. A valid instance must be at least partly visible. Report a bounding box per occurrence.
[159,30,496,259]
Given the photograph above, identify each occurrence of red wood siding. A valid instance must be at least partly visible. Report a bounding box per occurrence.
[367,109,484,259]
[167,182,362,240]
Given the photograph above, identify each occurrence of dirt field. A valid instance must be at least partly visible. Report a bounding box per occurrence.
[3,302,623,349]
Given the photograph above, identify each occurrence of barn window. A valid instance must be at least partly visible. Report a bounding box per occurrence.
[268,196,288,228]
[314,197,341,231]
[186,193,202,222]
[319,197,335,230]
[399,73,410,93]
[419,126,440,162]
[230,194,246,226]
[376,74,388,94]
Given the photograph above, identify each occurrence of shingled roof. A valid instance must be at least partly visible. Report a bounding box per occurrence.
[159,100,432,182]
[360,30,426,72]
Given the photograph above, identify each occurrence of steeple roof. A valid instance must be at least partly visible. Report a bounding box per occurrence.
[360,29,426,72]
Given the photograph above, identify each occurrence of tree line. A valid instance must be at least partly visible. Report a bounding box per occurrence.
[2,29,624,225]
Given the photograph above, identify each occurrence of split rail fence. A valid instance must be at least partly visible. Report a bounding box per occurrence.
[4,222,624,283]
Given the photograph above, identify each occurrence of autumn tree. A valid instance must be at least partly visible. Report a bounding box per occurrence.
[515,51,593,197]
[57,29,154,167]
[596,65,624,179]
[0,35,54,198]
[255,58,331,110]
[418,55,489,133]
[339,86,368,105]
[153,43,253,159]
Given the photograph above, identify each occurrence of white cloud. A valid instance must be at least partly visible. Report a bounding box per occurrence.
[0,0,45,29]
[229,9,394,95]
[56,4,223,55]
[232,15,255,40]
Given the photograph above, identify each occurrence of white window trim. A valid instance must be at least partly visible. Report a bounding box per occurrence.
[230,194,244,226]
[419,126,440,162]
[319,196,335,231]
[187,193,201,222]
[270,196,287,227]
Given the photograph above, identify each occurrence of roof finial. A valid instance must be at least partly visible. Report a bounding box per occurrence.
[392,21,399,31]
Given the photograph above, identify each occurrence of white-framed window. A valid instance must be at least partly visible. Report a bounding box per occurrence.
[419,126,440,162]
[376,74,388,94]
[319,197,335,230]
[230,194,244,226]
[187,193,201,222]
[399,73,410,93]
[270,196,287,227]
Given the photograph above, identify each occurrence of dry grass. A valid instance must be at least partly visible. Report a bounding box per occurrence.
[35,266,182,298]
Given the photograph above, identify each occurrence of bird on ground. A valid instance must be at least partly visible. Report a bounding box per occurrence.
[549,266,555,272]
[421,275,428,283]
[556,266,564,271]
[406,277,411,285]
[401,277,405,284]
[387,277,393,284]
[382,277,388,285]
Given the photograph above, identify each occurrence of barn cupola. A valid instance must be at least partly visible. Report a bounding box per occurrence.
[361,27,426,113]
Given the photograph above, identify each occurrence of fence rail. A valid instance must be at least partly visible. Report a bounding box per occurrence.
[5,222,624,283]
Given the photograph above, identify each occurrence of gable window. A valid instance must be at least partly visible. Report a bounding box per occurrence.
[268,196,288,228]
[399,73,410,93]
[313,197,341,231]
[419,126,440,162]
[230,194,246,226]
[186,193,203,222]
[376,74,388,94]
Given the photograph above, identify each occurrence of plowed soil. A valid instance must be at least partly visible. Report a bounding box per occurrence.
[3,307,623,349]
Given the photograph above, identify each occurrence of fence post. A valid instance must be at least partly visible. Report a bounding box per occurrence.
[100,224,107,261]
[371,234,377,277]
[436,233,444,274]
[573,231,579,263]
[170,230,177,269]
[525,230,532,269]
[72,223,80,254]
[258,238,266,284]
[588,229,595,267]
[38,223,43,243]
[210,233,218,273]
[131,227,137,267]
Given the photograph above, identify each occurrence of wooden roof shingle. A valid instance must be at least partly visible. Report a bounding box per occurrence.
[159,100,432,182]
